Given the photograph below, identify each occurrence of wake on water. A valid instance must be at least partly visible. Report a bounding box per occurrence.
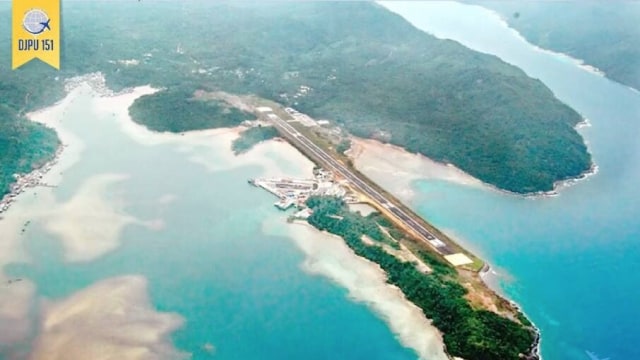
[586,350,610,360]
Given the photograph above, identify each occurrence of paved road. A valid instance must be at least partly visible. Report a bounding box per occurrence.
[269,115,456,256]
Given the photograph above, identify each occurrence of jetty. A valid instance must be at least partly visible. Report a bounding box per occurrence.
[249,168,354,211]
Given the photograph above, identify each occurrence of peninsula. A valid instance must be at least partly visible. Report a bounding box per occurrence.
[239,100,540,359]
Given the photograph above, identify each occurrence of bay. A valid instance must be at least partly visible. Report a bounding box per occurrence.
[381,2,640,359]
[3,85,419,359]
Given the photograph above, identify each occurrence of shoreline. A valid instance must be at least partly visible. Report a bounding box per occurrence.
[349,134,598,200]
[6,73,539,358]
[0,71,135,219]
[474,4,607,79]
[30,275,186,360]
[479,264,542,359]
[0,77,189,357]
[0,143,65,216]
[93,76,453,359]
[277,219,451,360]
[482,3,640,95]
[350,137,545,358]
[377,2,598,199]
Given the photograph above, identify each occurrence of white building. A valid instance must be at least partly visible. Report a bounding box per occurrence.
[256,106,273,113]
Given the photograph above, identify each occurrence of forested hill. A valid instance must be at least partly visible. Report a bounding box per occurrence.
[1,2,591,194]
[476,1,640,91]
[0,57,63,196]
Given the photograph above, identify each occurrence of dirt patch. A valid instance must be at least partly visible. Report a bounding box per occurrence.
[193,90,256,113]
[458,268,521,321]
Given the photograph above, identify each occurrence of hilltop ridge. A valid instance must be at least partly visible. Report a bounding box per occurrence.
[0,2,592,195]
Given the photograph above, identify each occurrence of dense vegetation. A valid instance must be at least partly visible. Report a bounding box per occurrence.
[0,62,63,195]
[335,139,352,155]
[477,1,640,91]
[128,88,253,133]
[306,196,536,360]
[0,1,591,197]
[231,126,279,154]
[0,107,59,195]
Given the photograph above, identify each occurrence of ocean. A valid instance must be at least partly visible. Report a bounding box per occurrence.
[2,86,423,359]
[381,2,640,359]
[3,2,639,359]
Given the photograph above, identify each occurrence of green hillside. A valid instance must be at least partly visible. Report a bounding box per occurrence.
[0,63,64,195]
[477,1,640,91]
[0,2,591,195]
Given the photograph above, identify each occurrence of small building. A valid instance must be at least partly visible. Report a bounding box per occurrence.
[274,198,295,210]
[256,106,273,113]
[294,208,313,219]
[444,253,474,267]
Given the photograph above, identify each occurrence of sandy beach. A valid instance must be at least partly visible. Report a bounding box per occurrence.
[265,220,449,360]
[43,173,141,263]
[0,78,186,354]
[349,135,598,200]
[92,84,313,180]
[348,137,483,202]
[0,82,93,350]
[89,77,451,358]
[0,74,451,359]
[29,275,186,360]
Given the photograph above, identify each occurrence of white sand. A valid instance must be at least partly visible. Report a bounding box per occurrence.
[0,280,36,345]
[90,77,449,358]
[29,275,186,360]
[43,173,141,262]
[0,86,88,271]
[0,84,93,347]
[93,85,313,179]
[349,137,483,201]
[0,77,312,349]
[3,79,311,267]
[266,220,449,360]
[0,74,451,357]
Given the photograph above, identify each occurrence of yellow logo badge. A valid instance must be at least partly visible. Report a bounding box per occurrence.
[12,0,60,69]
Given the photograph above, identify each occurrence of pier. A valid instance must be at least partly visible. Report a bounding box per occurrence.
[249,168,353,211]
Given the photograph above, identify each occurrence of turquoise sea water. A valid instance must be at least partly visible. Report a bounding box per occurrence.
[5,92,417,359]
[382,2,640,359]
[5,3,639,359]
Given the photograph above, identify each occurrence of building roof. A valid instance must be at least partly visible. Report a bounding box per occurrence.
[444,253,474,267]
